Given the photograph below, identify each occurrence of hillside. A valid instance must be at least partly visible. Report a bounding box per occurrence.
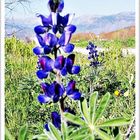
[99,26,135,40]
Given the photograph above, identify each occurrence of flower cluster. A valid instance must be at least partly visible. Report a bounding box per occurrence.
[33,0,81,130]
[86,42,100,67]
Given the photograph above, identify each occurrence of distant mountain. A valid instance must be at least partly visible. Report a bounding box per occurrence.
[5,11,135,39]
[74,12,135,34]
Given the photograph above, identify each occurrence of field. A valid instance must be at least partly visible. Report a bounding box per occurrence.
[5,36,135,139]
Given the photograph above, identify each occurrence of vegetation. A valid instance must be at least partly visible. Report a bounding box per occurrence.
[5,36,135,139]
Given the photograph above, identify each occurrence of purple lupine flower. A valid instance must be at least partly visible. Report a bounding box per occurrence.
[86,42,100,67]
[36,56,54,79]
[38,81,65,103]
[54,54,80,76]
[44,111,61,131]
[66,80,81,100]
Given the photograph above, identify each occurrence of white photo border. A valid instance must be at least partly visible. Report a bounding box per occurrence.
[0,0,139,140]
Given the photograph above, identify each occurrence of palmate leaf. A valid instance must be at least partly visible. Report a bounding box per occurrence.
[18,124,28,140]
[97,118,130,127]
[64,112,86,126]
[94,128,113,140]
[79,97,90,123]
[49,122,61,140]
[89,91,98,124]
[94,92,110,124]
[69,127,89,139]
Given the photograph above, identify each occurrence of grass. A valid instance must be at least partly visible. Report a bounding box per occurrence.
[5,37,135,139]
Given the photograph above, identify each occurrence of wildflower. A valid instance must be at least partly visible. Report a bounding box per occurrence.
[66,80,81,100]
[38,81,65,103]
[114,90,120,96]
[86,42,100,67]
[36,56,54,79]
[54,54,80,76]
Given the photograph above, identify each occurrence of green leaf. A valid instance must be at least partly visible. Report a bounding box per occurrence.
[64,112,86,126]
[5,127,14,140]
[94,92,110,124]
[129,133,135,140]
[79,98,90,123]
[61,122,67,140]
[89,92,98,124]
[95,128,113,140]
[49,123,61,140]
[98,118,130,127]
[69,127,89,138]
[18,124,28,140]
[115,134,123,140]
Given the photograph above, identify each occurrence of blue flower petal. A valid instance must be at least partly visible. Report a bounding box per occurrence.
[66,80,76,92]
[41,83,50,93]
[62,13,75,26]
[57,0,64,12]
[44,123,49,131]
[51,112,61,129]
[38,94,51,103]
[36,70,48,79]
[37,14,52,27]
[64,25,76,33]
[33,46,44,55]
[39,56,54,72]
[62,43,74,53]
[48,0,64,13]
[54,56,65,70]
[34,25,46,35]
[71,65,80,74]
[58,32,72,46]
[68,89,81,100]
[61,67,67,76]
[36,35,45,46]
[44,45,51,54]
[53,94,60,103]
[44,33,58,48]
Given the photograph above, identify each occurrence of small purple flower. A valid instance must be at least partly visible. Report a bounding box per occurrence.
[54,54,80,76]
[38,81,64,103]
[36,56,54,79]
[66,80,81,100]
[86,42,100,67]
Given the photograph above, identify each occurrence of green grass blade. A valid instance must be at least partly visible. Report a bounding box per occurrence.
[64,112,86,126]
[98,118,130,127]
[95,128,113,140]
[5,127,14,140]
[18,124,28,140]
[49,123,61,140]
[61,122,67,140]
[79,98,90,123]
[94,92,110,124]
[89,92,98,124]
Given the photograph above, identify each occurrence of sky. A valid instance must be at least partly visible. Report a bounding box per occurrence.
[6,0,135,19]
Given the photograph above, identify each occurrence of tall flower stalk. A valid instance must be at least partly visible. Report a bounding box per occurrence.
[33,0,81,131]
